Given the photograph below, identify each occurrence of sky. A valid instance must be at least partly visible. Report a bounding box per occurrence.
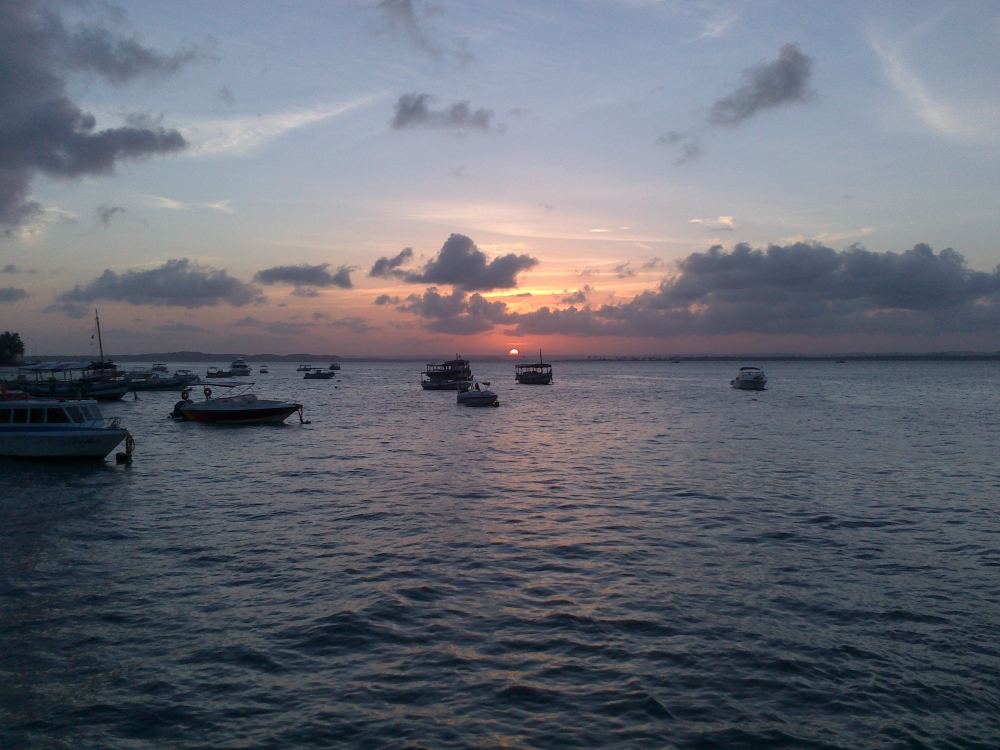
[2,0,999,357]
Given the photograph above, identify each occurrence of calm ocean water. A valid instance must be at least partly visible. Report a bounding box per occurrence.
[1,360,998,749]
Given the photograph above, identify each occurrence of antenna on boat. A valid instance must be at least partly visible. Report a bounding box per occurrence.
[95,308,106,382]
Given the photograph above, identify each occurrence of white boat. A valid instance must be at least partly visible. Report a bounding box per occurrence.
[151,363,170,373]
[0,392,132,460]
[457,381,499,407]
[731,366,767,390]
[304,368,335,379]
[259,365,269,374]
[230,356,252,376]
[296,364,312,371]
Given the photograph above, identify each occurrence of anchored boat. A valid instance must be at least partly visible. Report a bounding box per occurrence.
[0,391,133,460]
[457,381,499,407]
[422,356,473,390]
[171,383,304,425]
[731,366,767,390]
[515,350,553,385]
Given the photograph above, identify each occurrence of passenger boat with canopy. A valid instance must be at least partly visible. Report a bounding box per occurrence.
[0,389,132,460]
[515,350,553,385]
[421,356,473,390]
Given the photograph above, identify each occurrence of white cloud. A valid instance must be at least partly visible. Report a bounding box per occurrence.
[871,36,1000,143]
[178,94,384,156]
[691,215,736,231]
[140,195,234,213]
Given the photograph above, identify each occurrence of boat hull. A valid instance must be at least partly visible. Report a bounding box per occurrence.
[731,378,767,390]
[515,373,553,385]
[179,404,300,425]
[21,382,130,401]
[0,427,128,459]
[457,392,498,407]
[422,379,471,390]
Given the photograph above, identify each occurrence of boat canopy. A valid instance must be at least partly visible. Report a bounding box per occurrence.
[18,362,95,373]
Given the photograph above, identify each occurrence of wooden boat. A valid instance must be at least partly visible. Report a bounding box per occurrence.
[515,350,553,385]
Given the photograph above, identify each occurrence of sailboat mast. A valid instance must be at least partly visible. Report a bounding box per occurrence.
[95,309,105,380]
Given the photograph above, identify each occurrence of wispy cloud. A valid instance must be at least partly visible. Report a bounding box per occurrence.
[178,95,382,156]
[870,35,1000,143]
[140,195,234,213]
[691,215,736,231]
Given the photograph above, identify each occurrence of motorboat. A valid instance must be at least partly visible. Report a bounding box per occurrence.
[304,368,335,379]
[515,350,553,385]
[731,366,767,390]
[127,367,201,392]
[328,363,341,370]
[259,365,269,374]
[422,356,473,390]
[296,364,312,371]
[151,363,170,373]
[457,381,499,407]
[230,356,252,376]
[15,362,130,401]
[0,391,133,460]
[206,366,232,378]
[171,383,303,425]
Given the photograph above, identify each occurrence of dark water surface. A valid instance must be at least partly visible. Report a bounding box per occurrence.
[2,360,999,748]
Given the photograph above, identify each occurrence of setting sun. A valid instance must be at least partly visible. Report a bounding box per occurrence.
[508,348,519,355]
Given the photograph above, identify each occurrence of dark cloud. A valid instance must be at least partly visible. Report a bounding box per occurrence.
[0,287,28,303]
[254,263,355,292]
[659,45,813,162]
[0,1,195,233]
[369,247,413,278]
[503,243,1000,338]
[375,0,440,58]
[560,286,593,305]
[2,263,37,274]
[397,288,510,335]
[328,316,378,334]
[401,234,537,291]
[640,258,663,271]
[312,311,331,322]
[96,204,126,226]
[709,44,814,127]
[216,86,235,105]
[53,258,264,312]
[613,262,636,278]
[373,294,401,305]
[391,94,494,130]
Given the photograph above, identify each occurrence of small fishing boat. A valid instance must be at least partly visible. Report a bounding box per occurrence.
[328,363,341,370]
[171,383,304,425]
[304,368,335,379]
[259,365,269,374]
[457,381,499,407]
[151,363,170,374]
[515,350,553,385]
[296,364,312,371]
[422,356,473,390]
[731,366,767,390]
[0,390,133,460]
[230,357,252,376]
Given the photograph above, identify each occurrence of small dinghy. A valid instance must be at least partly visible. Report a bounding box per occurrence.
[457,381,499,407]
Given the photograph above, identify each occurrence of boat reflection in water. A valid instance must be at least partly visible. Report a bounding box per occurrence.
[171,382,304,425]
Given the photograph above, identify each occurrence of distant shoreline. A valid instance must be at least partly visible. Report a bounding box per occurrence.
[13,351,1000,364]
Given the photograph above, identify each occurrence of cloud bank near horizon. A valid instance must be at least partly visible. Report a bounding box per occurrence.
[382,242,1000,340]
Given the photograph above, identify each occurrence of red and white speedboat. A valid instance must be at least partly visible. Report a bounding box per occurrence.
[172,384,303,425]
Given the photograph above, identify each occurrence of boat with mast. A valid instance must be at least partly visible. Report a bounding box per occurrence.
[515,349,553,385]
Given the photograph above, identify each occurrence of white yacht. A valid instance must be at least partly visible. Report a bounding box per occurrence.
[0,394,132,460]
[230,357,252,376]
[457,381,499,407]
[731,366,767,390]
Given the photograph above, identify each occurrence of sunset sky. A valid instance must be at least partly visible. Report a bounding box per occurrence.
[2,0,999,356]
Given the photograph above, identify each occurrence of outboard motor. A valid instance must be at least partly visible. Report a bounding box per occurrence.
[171,390,194,420]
